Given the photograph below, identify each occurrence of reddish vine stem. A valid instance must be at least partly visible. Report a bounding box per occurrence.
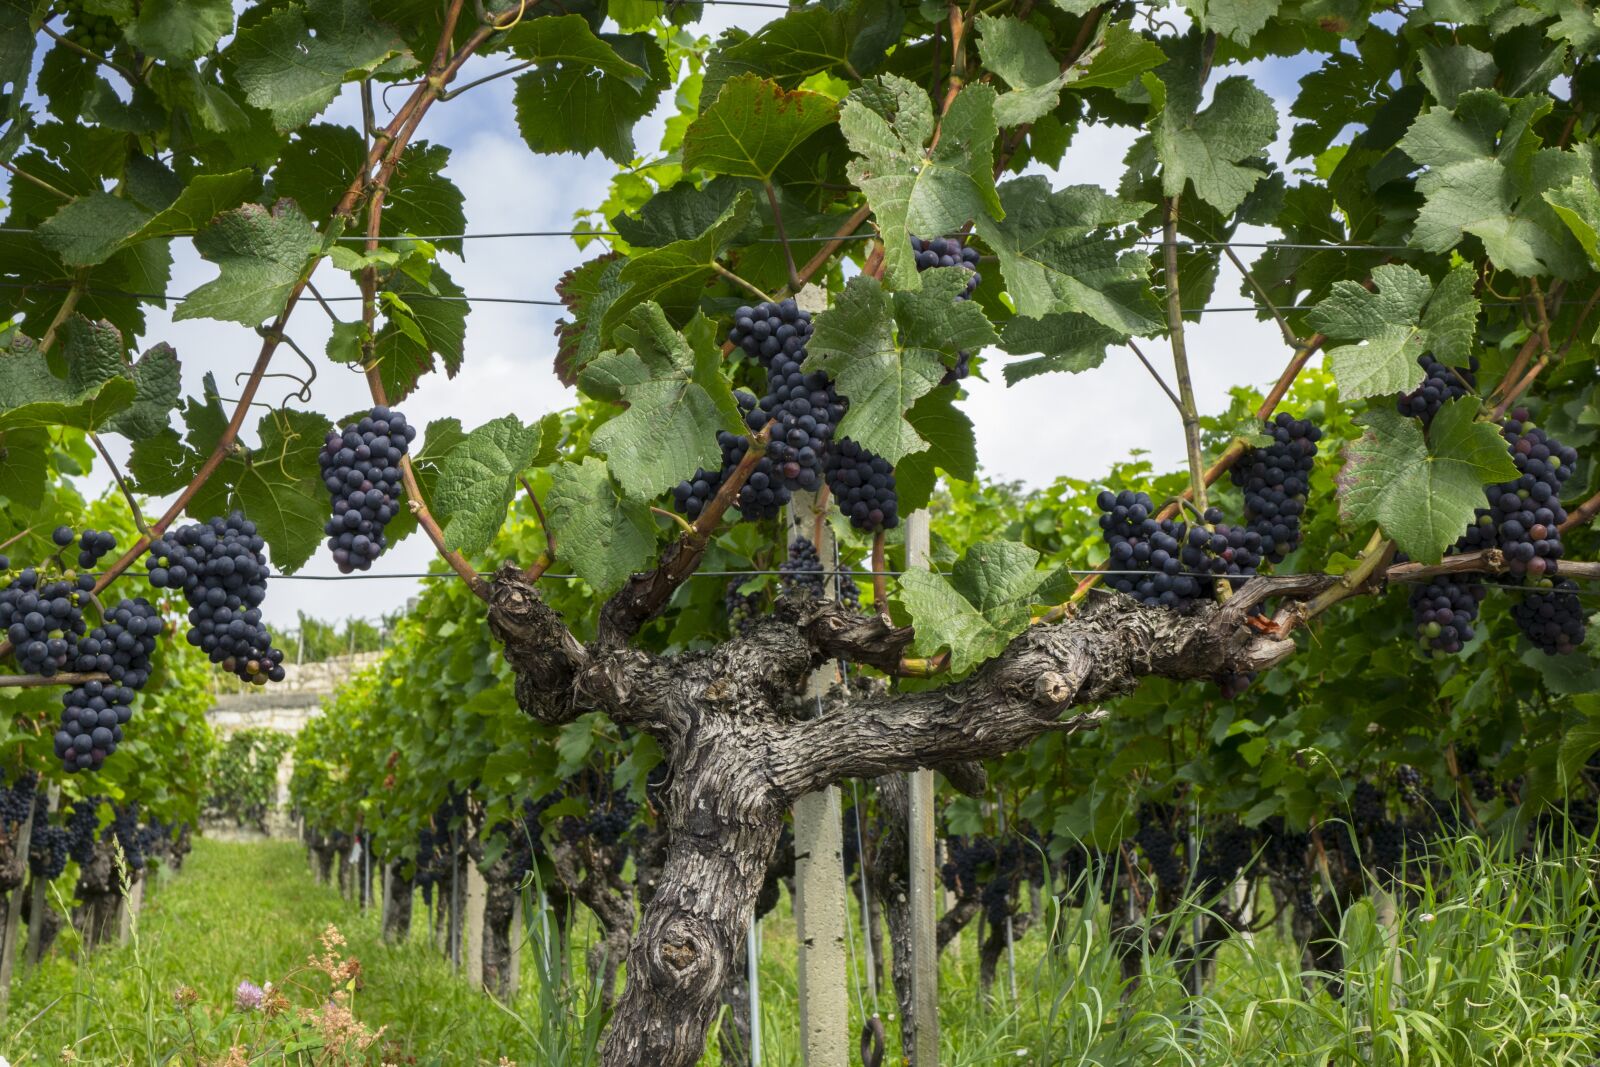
[1562,489,1600,533]
[519,477,558,581]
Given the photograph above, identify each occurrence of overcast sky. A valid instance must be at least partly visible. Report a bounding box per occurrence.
[7,8,1324,629]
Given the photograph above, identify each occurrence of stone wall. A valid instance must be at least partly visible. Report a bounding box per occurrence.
[203,653,380,838]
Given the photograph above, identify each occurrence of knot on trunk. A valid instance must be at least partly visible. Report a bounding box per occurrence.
[650,916,721,987]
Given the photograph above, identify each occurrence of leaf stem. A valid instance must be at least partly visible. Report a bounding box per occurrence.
[711,262,776,304]
[764,181,802,291]
[1126,340,1183,413]
[650,506,695,536]
[1223,246,1296,347]
[0,160,71,202]
[37,269,88,355]
[90,433,150,536]
[1561,488,1600,534]
[1162,197,1209,519]
[38,23,139,85]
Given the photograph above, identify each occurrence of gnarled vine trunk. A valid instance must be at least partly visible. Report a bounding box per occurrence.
[383,860,414,944]
[481,855,519,999]
[485,563,1309,1067]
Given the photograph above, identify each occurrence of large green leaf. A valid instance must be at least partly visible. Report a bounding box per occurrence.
[189,408,334,574]
[600,192,754,337]
[997,312,1124,385]
[841,75,1003,288]
[123,170,259,244]
[0,427,49,509]
[124,0,233,61]
[230,0,410,131]
[37,193,154,267]
[976,17,1164,128]
[511,21,662,164]
[582,304,743,502]
[974,176,1157,332]
[1181,0,1283,43]
[545,458,658,596]
[1338,398,1519,563]
[554,253,627,386]
[433,416,546,557]
[700,0,902,107]
[369,263,470,404]
[683,75,839,181]
[175,201,324,326]
[805,271,995,465]
[0,325,136,434]
[1306,263,1478,400]
[103,342,181,440]
[1398,89,1587,277]
[899,540,1054,676]
[1142,43,1278,215]
[894,386,977,513]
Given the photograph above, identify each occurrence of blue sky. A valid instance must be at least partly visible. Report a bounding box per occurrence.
[5,7,1329,627]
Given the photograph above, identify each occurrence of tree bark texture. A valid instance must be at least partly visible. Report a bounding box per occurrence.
[73,838,125,951]
[486,565,1307,1067]
[482,855,519,999]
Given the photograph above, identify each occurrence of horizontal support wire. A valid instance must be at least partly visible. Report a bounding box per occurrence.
[0,281,1526,316]
[78,568,1600,599]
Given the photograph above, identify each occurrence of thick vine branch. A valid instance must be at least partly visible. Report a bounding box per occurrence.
[0,671,111,689]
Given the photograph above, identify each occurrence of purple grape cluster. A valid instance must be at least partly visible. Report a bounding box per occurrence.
[1096,491,1260,609]
[318,406,415,573]
[1231,412,1321,563]
[727,297,812,368]
[1512,578,1587,655]
[75,529,117,570]
[0,566,89,676]
[825,439,899,532]
[672,391,789,522]
[1408,578,1485,656]
[1472,413,1578,580]
[56,597,158,772]
[910,235,982,382]
[147,514,286,685]
[779,536,825,597]
[1396,354,1478,423]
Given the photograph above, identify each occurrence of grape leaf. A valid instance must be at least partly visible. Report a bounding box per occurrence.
[1397,89,1587,277]
[37,193,154,267]
[128,429,194,495]
[554,253,626,386]
[124,0,233,61]
[1306,262,1479,400]
[230,0,411,131]
[0,428,50,509]
[122,169,259,244]
[976,17,1164,128]
[434,416,546,557]
[700,0,902,108]
[1182,0,1283,43]
[805,271,995,465]
[1544,173,1600,268]
[600,191,754,337]
[841,76,1003,288]
[0,321,139,435]
[899,540,1053,675]
[1141,42,1278,215]
[175,200,324,325]
[894,387,977,512]
[997,311,1124,385]
[510,19,662,164]
[610,177,755,248]
[371,262,469,403]
[104,342,181,439]
[974,176,1158,332]
[1338,397,1519,563]
[545,457,658,596]
[581,304,744,501]
[188,407,334,574]
[383,415,469,549]
[682,75,839,181]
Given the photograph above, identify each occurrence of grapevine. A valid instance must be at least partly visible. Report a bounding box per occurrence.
[318,406,416,573]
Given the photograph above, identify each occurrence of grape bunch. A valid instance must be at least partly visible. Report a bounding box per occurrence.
[1408,578,1485,655]
[825,439,899,532]
[63,797,101,866]
[318,406,415,573]
[1,530,91,676]
[940,835,998,897]
[910,235,982,382]
[147,514,286,685]
[1231,412,1321,563]
[754,345,843,495]
[1132,807,1183,889]
[559,787,638,848]
[55,594,158,772]
[29,821,70,881]
[727,298,813,371]
[1396,764,1423,801]
[724,578,763,635]
[1472,413,1578,580]
[779,537,825,597]
[1193,824,1256,896]
[1396,354,1478,423]
[0,770,37,831]
[61,0,119,53]
[109,802,146,871]
[1512,579,1587,655]
[1096,491,1260,609]
[671,391,789,522]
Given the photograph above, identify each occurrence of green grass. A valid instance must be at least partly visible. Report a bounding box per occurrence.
[5,833,1600,1065]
